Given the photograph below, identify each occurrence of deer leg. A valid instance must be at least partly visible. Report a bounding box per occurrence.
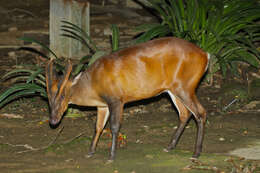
[87,106,109,157]
[171,90,206,158]
[107,99,123,161]
[192,117,205,158]
[165,91,191,151]
[192,97,207,158]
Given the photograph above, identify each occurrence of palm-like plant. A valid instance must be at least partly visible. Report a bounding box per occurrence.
[0,66,47,108]
[136,0,260,79]
[0,22,120,108]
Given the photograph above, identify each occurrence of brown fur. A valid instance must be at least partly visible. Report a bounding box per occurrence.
[46,37,209,160]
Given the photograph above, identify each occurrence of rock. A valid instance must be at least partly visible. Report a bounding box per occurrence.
[94,28,101,34]
[230,140,260,160]
[8,27,18,32]
[244,101,260,109]
[210,112,215,116]
[135,139,143,144]
[8,51,16,58]
[219,137,225,141]
[104,27,112,36]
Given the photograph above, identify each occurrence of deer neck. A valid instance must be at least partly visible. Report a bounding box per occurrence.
[69,72,106,107]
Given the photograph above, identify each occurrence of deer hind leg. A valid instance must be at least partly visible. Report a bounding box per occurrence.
[191,95,207,158]
[165,90,191,152]
[87,106,109,158]
[107,99,124,161]
[169,89,207,158]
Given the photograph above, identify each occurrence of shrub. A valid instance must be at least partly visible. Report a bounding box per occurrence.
[0,22,120,108]
[135,0,260,80]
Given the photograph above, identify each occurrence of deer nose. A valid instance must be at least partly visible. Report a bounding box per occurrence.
[49,117,60,126]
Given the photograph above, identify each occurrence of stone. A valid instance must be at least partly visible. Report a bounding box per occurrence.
[104,27,112,36]
[8,51,16,58]
[8,27,18,32]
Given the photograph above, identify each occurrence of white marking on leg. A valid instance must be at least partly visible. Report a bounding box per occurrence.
[166,90,180,115]
[166,90,198,119]
[103,107,110,127]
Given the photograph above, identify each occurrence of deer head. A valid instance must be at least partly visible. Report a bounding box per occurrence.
[46,60,73,126]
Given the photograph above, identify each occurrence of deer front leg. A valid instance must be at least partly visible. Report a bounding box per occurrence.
[87,106,109,158]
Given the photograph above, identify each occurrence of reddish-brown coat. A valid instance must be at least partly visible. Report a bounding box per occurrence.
[46,37,209,160]
[70,37,208,106]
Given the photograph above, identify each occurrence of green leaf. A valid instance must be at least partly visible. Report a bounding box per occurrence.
[26,68,44,83]
[87,51,106,67]
[135,25,170,43]
[72,55,91,76]
[61,21,98,52]
[149,0,168,21]
[111,24,119,52]
[0,83,46,108]
[135,23,161,32]
[234,52,260,68]
[2,67,46,83]
[18,37,57,59]
[135,0,260,78]
[2,69,36,80]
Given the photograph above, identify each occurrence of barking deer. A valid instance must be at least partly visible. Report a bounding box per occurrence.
[46,37,209,161]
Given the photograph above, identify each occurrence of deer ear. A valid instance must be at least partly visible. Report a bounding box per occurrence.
[46,59,59,97]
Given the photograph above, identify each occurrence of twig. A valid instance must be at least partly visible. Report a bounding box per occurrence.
[0,113,24,119]
[62,131,86,144]
[0,126,64,154]
[2,143,37,150]
[223,98,238,111]
[1,127,88,154]
[0,127,88,154]
[18,126,64,153]
[183,159,222,173]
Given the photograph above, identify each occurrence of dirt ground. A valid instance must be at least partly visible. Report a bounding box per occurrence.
[0,1,260,173]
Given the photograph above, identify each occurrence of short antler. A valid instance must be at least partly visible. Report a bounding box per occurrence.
[46,60,59,98]
[58,60,73,97]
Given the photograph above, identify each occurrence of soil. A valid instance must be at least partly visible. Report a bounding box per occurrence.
[0,1,260,173]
